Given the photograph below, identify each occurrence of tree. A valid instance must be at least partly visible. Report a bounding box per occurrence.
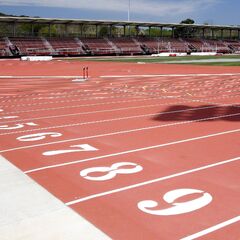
[180,18,195,24]
[174,18,196,38]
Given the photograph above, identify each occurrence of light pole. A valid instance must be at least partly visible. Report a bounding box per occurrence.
[128,0,130,22]
[128,0,130,37]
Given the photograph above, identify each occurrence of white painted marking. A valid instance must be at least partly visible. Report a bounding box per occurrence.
[17,132,62,142]
[72,79,87,82]
[80,162,143,181]
[180,216,240,240]
[1,113,239,153]
[101,73,240,78]
[138,188,212,215]
[43,144,98,156]
[65,157,240,205]
[0,116,18,120]
[0,75,83,79]
[25,129,240,173]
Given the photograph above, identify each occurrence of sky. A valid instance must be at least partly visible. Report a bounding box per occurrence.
[0,0,239,25]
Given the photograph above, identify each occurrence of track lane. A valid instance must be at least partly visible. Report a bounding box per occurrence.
[1,106,240,168]
[0,98,186,124]
[69,161,239,240]
[24,131,240,203]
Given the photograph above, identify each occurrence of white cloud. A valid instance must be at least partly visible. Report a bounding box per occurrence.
[0,0,220,18]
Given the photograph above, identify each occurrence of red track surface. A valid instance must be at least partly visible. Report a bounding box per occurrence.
[0,59,240,239]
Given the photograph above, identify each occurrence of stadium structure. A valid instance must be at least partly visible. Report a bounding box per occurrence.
[0,16,240,57]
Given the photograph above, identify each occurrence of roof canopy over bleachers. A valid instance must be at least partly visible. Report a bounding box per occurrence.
[0,16,239,30]
[0,16,240,57]
[0,16,240,39]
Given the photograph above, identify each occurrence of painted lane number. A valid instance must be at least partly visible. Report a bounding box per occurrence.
[0,122,38,130]
[138,188,212,216]
[80,162,143,181]
[42,144,98,156]
[17,132,62,142]
[0,116,19,120]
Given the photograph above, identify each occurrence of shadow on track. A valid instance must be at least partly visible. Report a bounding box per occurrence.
[152,105,240,122]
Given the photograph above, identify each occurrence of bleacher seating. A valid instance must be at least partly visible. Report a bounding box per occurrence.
[185,39,212,52]
[80,38,117,55]
[224,40,240,53]
[186,39,232,53]
[166,38,190,52]
[0,38,7,56]
[47,38,85,56]
[136,37,169,54]
[109,38,143,55]
[0,36,237,57]
[203,39,231,53]
[9,37,51,55]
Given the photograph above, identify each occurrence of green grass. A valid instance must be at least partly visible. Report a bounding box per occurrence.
[178,62,240,66]
[62,55,240,66]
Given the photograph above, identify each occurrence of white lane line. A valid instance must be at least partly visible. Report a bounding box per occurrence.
[0,97,167,115]
[65,156,240,205]
[0,75,84,79]
[0,94,171,108]
[1,100,239,124]
[100,73,240,78]
[24,128,240,174]
[0,92,132,104]
[180,216,240,240]
[0,93,238,115]
[0,104,236,136]
[1,112,239,153]
[0,101,190,124]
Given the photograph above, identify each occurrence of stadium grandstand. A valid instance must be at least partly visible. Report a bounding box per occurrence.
[0,16,240,57]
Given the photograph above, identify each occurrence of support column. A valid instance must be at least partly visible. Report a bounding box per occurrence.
[65,24,68,37]
[136,25,139,37]
[96,25,98,38]
[202,28,205,38]
[238,30,240,40]
[31,23,34,37]
[149,26,151,37]
[160,27,163,38]
[48,24,51,38]
[123,25,126,37]
[230,29,232,39]
[13,22,16,37]
[221,29,224,39]
[109,25,112,37]
[211,29,214,39]
[172,27,175,38]
[80,25,83,37]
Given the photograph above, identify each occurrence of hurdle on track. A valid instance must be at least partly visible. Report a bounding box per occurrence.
[82,66,89,80]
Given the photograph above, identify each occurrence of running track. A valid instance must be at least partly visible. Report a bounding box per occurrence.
[0,60,239,239]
